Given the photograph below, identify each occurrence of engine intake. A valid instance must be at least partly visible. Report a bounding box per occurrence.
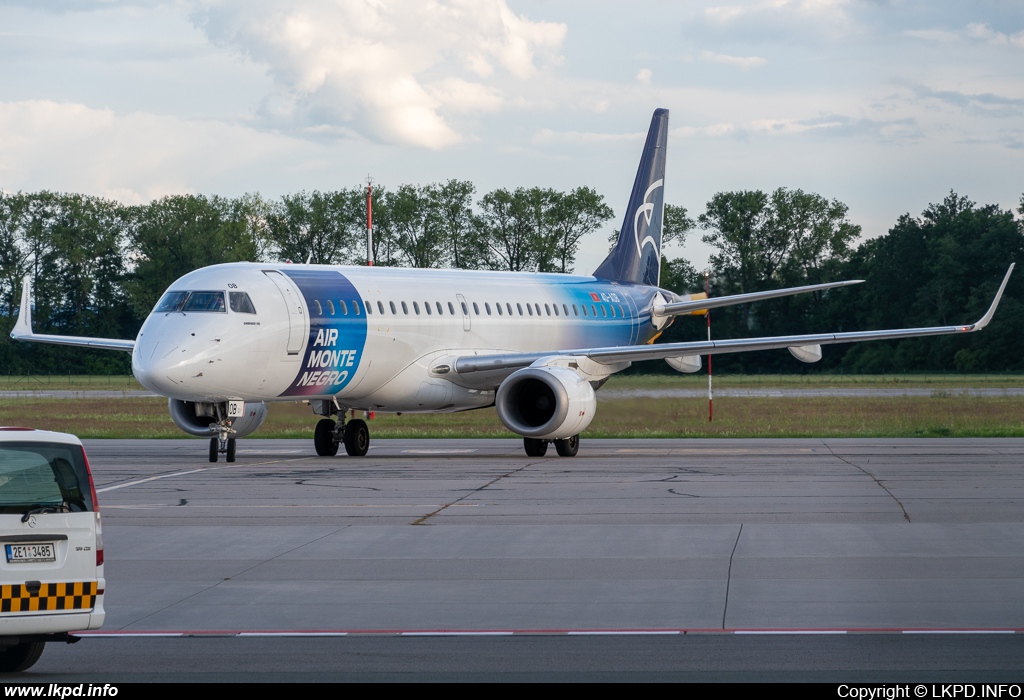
[168,399,268,438]
[495,366,596,440]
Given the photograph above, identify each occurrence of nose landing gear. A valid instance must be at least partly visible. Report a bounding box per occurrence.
[208,406,237,463]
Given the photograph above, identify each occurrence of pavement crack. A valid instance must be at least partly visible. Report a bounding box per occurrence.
[722,523,742,630]
[823,440,911,523]
[412,461,538,525]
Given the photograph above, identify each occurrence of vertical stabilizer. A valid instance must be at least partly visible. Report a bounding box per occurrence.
[593,108,668,287]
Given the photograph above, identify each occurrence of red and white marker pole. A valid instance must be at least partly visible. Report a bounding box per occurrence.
[706,271,712,422]
[366,181,374,267]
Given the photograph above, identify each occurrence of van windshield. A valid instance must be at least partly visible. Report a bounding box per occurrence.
[0,443,94,515]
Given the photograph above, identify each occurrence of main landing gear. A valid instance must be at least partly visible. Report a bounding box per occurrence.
[523,435,579,458]
[312,402,370,457]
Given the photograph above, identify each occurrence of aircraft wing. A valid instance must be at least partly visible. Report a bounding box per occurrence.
[455,264,1014,376]
[656,279,863,317]
[9,276,135,352]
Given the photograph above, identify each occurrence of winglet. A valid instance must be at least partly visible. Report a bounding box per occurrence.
[12,275,34,340]
[968,263,1014,331]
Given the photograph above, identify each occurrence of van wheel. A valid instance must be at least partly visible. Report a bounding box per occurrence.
[0,641,45,672]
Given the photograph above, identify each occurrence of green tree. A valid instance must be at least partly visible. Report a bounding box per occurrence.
[125,195,258,319]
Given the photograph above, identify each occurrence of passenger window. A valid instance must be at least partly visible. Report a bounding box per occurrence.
[591,304,597,316]
[390,301,398,314]
[601,305,607,317]
[618,305,624,317]
[563,304,569,316]
[544,304,551,316]
[517,303,523,315]
[353,301,360,315]
[573,304,578,316]
[496,303,502,316]
[535,303,541,316]
[461,301,468,315]
[424,302,431,315]
[339,300,348,315]
[401,301,408,315]
[448,302,455,315]
[437,302,444,315]
[229,292,256,314]
[485,303,491,315]
[313,300,323,315]
[364,300,373,315]
[527,304,533,316]
[553,304,559,317]
[582,305,588,317]
[326,299,335,315]
[472,302,479,315]
[378,301,385,314]
[507,303,513,316]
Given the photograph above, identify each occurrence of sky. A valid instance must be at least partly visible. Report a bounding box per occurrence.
[0,0,1022,274]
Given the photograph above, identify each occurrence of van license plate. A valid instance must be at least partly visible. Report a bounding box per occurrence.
[5,543,55,563]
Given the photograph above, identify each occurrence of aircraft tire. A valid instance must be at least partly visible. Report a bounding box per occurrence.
[344,419,369,457]
[523,437,548,457]
[226,438,236,463]
[314,419,340,456]
[0,641,45,672]
[554,435,579,457]
[208,438,218,463]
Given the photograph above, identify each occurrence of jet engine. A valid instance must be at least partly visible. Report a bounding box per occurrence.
[495,366,596,440]
[168,399,268,438]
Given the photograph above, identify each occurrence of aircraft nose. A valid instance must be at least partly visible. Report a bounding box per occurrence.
[133,336,189,396]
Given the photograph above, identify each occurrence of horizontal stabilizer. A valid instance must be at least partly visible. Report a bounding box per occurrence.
[655,279,863,318]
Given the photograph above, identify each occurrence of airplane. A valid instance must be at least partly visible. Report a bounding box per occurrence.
[10,109,1015,463]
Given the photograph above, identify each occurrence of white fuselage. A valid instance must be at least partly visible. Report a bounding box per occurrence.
[131,263,667,412]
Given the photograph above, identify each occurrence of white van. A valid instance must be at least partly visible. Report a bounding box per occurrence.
[0,428,104,673]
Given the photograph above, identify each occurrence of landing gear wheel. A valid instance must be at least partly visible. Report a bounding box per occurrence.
[0,641,45,672]
[226,438,237,463]
[523,437,548,457]
[314,418,340,456]
[554,435,579,457]
[209,437,218,463]
[343,419,369,457]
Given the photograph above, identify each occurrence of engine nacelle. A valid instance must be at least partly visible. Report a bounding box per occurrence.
[495,366,596,440]
[168,399,268,438]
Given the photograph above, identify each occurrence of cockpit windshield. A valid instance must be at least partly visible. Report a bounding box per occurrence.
[153,291,227,314]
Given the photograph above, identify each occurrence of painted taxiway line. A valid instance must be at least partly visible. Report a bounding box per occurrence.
[74,628,1022,637]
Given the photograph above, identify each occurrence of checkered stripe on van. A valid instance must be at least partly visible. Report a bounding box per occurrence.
[0,582,97,612]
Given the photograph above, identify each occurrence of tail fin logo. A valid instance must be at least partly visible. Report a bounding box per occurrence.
[634,178,663,259]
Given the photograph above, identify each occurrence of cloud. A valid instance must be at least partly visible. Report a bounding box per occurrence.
[699,50,766,69]
[190,0,566,149]
[636,68,652,84]
[531,129,645,145]
[0,100,297,203]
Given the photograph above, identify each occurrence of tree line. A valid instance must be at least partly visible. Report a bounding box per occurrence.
[0,185,1020,375]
